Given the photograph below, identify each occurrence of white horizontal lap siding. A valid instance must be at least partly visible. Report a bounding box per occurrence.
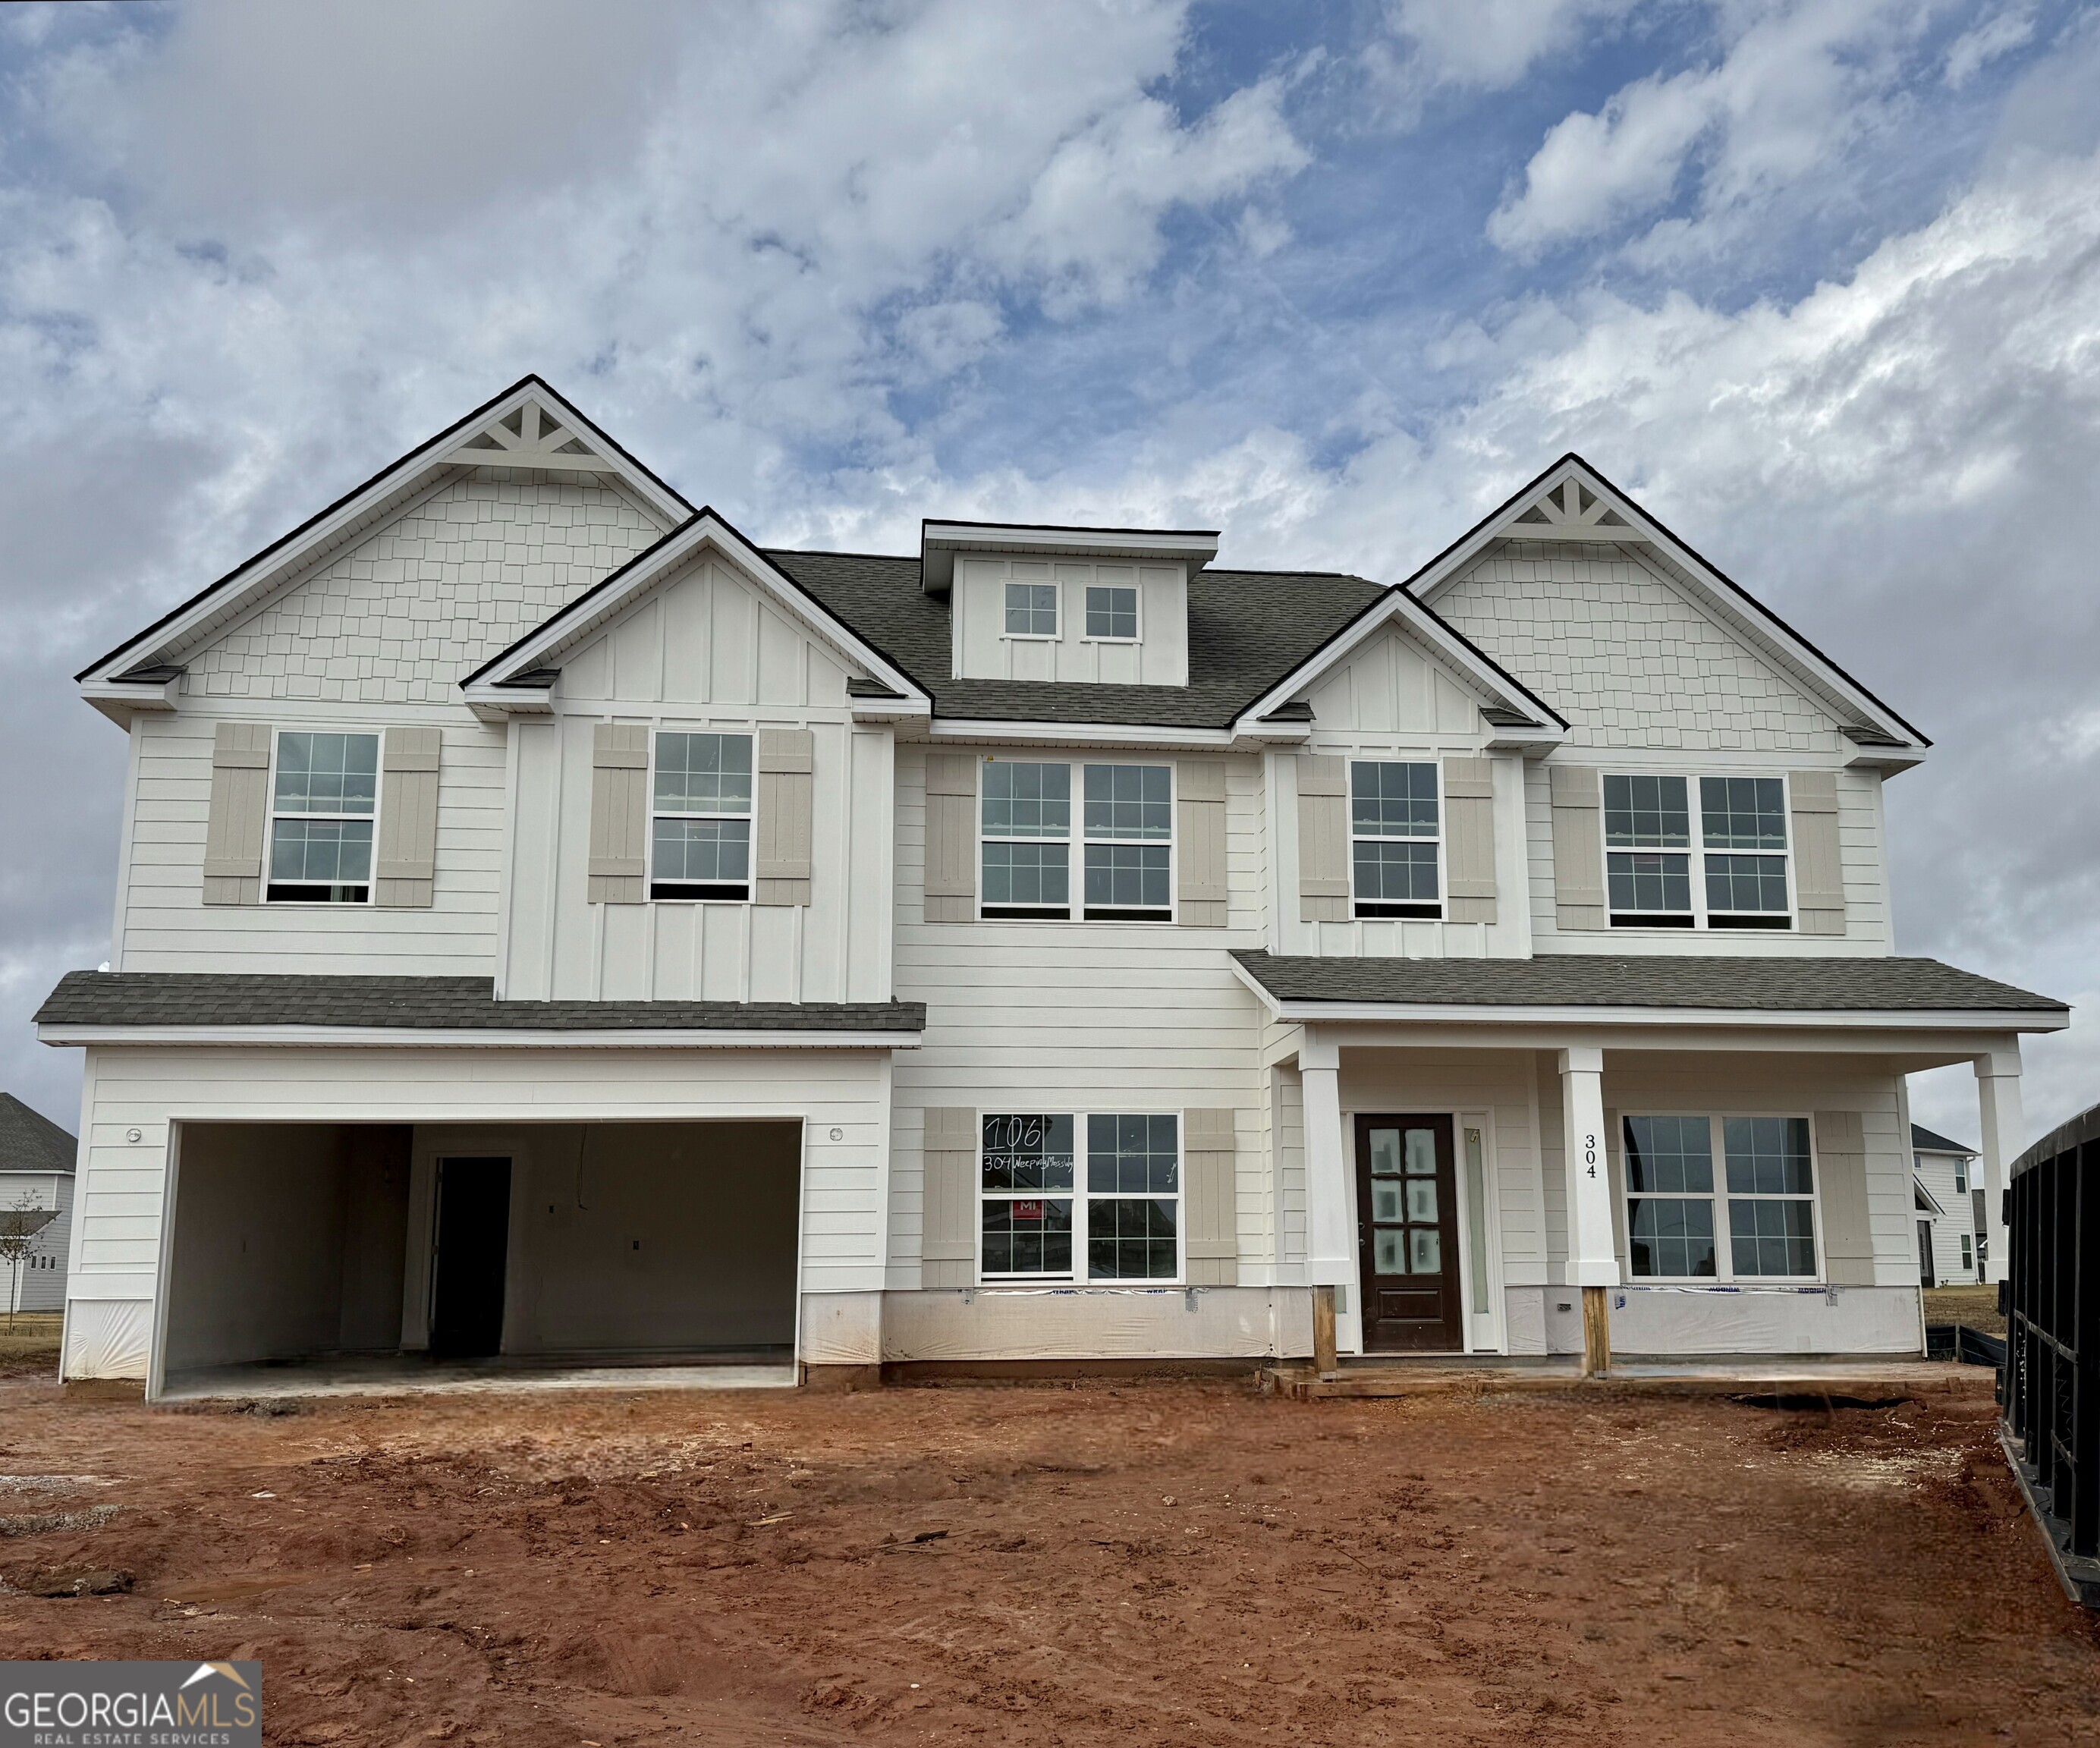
[514,553,891,1007]
[121,707,505,975]
[889,742,1268,1284]
[1524,757,1891,957]
[71,1045,894,1300]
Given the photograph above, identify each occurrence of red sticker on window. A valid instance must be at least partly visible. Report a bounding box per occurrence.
[1013,1199,1044,1221]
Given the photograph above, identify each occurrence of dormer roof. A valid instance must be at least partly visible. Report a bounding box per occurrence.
[920,520,1218,596]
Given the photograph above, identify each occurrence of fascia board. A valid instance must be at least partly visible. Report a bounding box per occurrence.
[927,718,1236,749]
[76,376,693,689]
[468,513,930,707]
[37,1023,921,1050]
[1407,454,1926,750]
[1245,998,2070,1033]
[1229,592,1567,739]
[1913,1175,1950,1217]
[921,520,1218,594]
[80,677,181,725]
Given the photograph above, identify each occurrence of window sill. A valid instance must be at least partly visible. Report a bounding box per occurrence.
[1077,636,1140,646]
[998,633,1062,643]
[973,1280,1187,1291]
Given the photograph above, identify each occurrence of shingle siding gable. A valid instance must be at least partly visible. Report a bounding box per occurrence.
[1435,539,1842,752]
[184,473,668,703]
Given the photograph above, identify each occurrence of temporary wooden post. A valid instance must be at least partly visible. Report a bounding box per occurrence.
[1312,1283,1338,1375]
[1580,1285,1611,1379]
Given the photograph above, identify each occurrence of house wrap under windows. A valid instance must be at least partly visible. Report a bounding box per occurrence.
[36,378,2066,1391]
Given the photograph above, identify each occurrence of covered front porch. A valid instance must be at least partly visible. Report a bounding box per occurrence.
[1233,948,2067,1370]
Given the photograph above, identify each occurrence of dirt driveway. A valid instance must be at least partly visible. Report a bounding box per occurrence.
[0,1369,2093,1746]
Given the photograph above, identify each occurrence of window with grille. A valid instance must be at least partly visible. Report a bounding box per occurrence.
[267,731,379,903]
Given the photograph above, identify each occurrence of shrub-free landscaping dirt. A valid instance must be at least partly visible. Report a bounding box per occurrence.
[0,1370,2092,1746]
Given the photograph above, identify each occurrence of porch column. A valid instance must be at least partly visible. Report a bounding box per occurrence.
[1975,1045,2024,1285]
[1558,1046,1618,1285]
[1301,1030,1350,1369]
[1559,1045,1617,1377]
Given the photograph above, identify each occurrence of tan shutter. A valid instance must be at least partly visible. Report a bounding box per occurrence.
[375,726,441,908]
[923,753,977,923]
[1814,1110,1870,1284]
[1789,770,1845,937]
[755,728,814,906]
[921,1107,978,1287]
[1183,1108,1240,1286]
[587,722,648,904]
[202,722,270,905]
[1441,756,1497,926]
[1297,754,1349,923]
[1548,764,1606,930]
[1175,759,1228,928]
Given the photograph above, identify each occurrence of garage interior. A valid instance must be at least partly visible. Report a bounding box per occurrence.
[159,1120,803,1394]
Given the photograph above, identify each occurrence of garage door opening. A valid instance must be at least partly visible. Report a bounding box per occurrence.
[159,1120,803,1396]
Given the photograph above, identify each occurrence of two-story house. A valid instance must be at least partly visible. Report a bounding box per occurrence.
[36,378,2066,1393]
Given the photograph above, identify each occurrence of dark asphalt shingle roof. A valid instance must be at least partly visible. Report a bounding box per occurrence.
[0,1092,76,1174]
[1230,951,2067,1014]
[1911,1123,1977,1155]
[35,973,925,1035]
[765,549,1388,729]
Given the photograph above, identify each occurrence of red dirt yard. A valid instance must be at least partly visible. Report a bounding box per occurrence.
[0,1369,2094,1746]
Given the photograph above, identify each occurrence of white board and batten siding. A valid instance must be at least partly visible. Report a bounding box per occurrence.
[951,558,1188,685]
[62,1042,896,1379]
[499,553,895,1005]
[888,743,1272,1304]
[1273,624,1533,960]
[1431,541,1894,956]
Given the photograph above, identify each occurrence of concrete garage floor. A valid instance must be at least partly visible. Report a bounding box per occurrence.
[159,1353,798,1401]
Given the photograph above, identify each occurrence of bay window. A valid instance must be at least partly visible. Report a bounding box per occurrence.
[268,731,378,903]
[651,731,753,901]
[1605,772,1792,929]
[979,1111,1180,1282]
[979,759,1173,922]
[1624,1114,1819,1281]
[1350,760,1441,920]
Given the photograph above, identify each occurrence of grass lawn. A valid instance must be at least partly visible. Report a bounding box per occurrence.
[1923,1283,2004,1335]
[0,1310,61,1374]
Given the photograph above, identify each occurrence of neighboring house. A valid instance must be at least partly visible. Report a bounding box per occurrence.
[0,1093,77,1315]
[1913,1122,1984,1287]
[33,378,2069,1392]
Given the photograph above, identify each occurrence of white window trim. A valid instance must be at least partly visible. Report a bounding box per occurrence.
[1347,757,1445,922]
[1078,580,1143,645]
[1600,771,1797,933]
[264,726,382,907]
[976,756,1177,924]
[1620,1110,1826,1284]
[1000,579,1063,642]
[647,727,757,906]
[975,1107,1186,1287]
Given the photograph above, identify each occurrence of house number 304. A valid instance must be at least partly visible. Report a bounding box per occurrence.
[1584,1135,1599,1178]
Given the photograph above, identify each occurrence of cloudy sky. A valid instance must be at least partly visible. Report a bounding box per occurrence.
[2,0,2095,1146]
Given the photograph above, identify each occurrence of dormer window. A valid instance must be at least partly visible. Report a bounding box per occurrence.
[1085,585,1139,641]
[1004,583,1059,638]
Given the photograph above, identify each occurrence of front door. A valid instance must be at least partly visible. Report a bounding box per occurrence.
[431,1157,511,1358]
[1355,1115,1463,1352]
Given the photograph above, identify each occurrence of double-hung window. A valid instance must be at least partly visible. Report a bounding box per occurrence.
[1004,582,1058,637]
[1350,760,1440,919]
[1604,774,1791,929]
[979,1111,1180,1282]
[651,731,753,901]
[979,759,1172,922]
[268,731,378,903]
[1624,1114,1819,1281]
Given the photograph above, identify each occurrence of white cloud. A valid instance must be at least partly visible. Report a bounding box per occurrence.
[1489,0,1942,257]
[1945,6,2036,86]
[1379,0,1649,92]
